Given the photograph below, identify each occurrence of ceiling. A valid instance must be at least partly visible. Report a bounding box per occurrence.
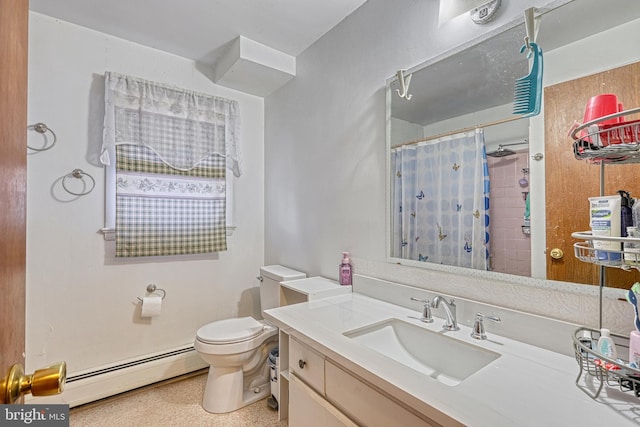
[28,0,369,64]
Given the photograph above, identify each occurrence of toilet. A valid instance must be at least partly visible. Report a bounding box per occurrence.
[194,265,306,414]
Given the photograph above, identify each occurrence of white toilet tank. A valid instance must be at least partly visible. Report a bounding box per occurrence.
[259,265,306,312]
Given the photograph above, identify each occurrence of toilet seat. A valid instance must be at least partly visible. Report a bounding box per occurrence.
[196,317,264,344]
[194,317,278,356]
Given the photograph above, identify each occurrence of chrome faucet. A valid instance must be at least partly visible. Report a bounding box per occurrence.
[471,312,501,340]
[431,296,459,331]
[410,297,433,323]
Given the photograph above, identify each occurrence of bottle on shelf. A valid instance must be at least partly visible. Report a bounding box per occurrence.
[624,227,640,266]
[597,328,618,359]
[619,190,633,237]
[633,196,640,228]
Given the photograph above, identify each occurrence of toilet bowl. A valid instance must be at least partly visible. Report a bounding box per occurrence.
[195,317,278,413]
[194,265,306,414]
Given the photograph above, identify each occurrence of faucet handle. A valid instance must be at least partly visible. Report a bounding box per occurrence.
[471,312,501,340]
[410,297,433,323]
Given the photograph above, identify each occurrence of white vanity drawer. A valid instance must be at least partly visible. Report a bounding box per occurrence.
[290,337,325,394]
[325,361,438,427]
[289,373,357,427]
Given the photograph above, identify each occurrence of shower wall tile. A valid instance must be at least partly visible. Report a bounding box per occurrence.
[487,151,531,277]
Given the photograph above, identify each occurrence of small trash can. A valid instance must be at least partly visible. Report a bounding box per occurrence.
[268,347,279,409]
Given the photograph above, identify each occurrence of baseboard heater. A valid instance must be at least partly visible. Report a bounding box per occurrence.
[26,344,208,408]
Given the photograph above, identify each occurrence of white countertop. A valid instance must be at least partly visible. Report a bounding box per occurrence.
[264,293,639,426]
[280,276,350,297]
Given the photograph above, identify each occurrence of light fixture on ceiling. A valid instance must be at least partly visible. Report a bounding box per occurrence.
[470,0,502,25]
[439,0,484,24]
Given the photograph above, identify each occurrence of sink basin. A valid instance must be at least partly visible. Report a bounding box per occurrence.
[344,318,500,386]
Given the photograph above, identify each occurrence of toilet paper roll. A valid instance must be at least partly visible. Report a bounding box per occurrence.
[140,295,162,318]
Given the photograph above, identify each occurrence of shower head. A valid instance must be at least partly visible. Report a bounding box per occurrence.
[486,140,529,158]
[487,145,516,157]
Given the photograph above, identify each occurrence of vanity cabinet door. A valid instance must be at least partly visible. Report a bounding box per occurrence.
[325,361,439,427]
[290,336,325,394]
[289,373,357,427]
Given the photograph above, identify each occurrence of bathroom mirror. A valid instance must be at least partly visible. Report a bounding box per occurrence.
[387,0,640,285]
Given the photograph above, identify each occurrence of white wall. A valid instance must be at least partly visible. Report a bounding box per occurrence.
[264,0,552,278]
[264,0,638,333]
[26,13,265,373]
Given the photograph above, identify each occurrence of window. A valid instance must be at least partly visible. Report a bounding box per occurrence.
[100,72,240,258]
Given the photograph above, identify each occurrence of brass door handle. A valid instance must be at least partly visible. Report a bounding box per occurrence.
[550,248,564,259]
[1,362,66,404]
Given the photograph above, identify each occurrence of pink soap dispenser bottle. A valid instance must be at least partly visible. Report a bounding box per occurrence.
[339,252,352,286]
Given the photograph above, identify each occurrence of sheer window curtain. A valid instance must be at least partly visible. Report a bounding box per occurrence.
[391,129,490,270]
[101,72,241,257]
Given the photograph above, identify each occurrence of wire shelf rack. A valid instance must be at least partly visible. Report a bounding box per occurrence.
[571,107,640,164]
[573,327,640,399]
[572,231,640,271]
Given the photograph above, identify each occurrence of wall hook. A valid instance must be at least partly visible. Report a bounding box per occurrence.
[523,7,539,51]
[395,69,413,100]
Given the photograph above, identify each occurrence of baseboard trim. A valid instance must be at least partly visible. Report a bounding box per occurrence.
[26,345,208,408]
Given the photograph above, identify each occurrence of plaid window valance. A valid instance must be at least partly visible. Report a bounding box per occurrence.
[102,73,237,257]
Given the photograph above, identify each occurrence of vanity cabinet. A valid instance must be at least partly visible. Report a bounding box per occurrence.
[283,335,354,426]
[273,277,351,423]
[285,336,437,427]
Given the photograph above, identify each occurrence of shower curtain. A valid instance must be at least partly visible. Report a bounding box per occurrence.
[391,129,490,270]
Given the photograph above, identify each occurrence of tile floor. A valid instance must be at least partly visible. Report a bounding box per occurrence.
[70,371,287,427]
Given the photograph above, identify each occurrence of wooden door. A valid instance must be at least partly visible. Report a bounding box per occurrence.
[0,0,28,388]
[545,62,640,288]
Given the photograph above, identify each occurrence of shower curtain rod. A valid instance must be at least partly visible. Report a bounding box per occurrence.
[391,115,524,149]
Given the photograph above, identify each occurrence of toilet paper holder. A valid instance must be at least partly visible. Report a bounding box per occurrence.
[137,284,166,302]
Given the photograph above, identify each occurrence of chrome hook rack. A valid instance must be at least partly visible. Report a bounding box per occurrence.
[395,69,412,100]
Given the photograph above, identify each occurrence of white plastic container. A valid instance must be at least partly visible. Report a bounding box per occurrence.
[624,226,640,265]
[629,331,640,366]
[589,195,622,263]
[633,197,640,227]
[268,348,279,404]
[597,328,617,359]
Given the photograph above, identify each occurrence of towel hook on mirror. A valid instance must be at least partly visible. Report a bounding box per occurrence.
[523,7,539,51]
[27,122,57,152]
[395,69,413,100]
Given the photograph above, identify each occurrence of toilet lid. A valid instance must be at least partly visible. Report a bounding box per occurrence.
[196,317,265,344]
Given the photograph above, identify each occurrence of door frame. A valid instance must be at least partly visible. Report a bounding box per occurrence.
[0,0,28,386]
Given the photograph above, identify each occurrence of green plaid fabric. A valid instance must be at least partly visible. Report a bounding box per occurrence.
[115,138,227,258]
[116,143,224,178]
[116,196,226,257]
